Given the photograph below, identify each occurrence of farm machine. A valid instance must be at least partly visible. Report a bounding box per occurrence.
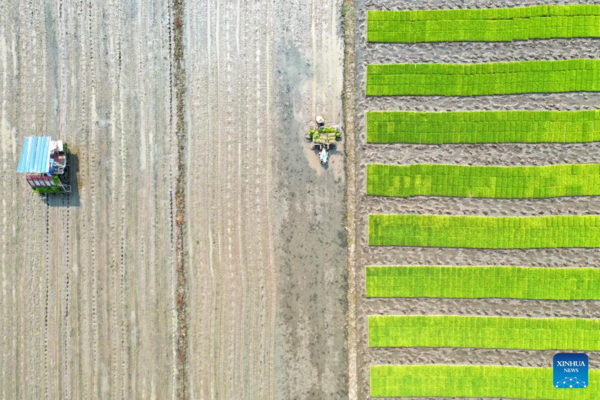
[306,116,342,165]
[17,136,71,194]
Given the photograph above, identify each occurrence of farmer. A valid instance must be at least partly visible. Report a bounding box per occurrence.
[316,115,326,128]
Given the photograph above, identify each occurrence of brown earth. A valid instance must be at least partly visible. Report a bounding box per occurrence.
[184,0,347,399]
[0,0,348,399]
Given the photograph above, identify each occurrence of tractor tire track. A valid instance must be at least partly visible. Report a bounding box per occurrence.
[39,4,54,388]
[234,2,249,395]
[131,4,146,392]
[263,2,278,397]
[43,200,51,400]
[219,1,237,397]
[87,2,100,396]
[117,14,129,398]
[131,7,153,390]
[55,1,73,396]
[0,6,9,397]
[0,5,19,399]
[106,2,123,396]
[19,2,46,397]
[62,190,72,400]
[224,1,235,396]
[76,2,93,396]
[0,90,9,400]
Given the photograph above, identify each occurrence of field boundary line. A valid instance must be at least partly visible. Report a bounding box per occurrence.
[342,0,358,398]
[171,0,188,398]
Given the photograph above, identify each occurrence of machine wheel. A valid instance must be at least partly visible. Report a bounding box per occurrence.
[62,167,70,184]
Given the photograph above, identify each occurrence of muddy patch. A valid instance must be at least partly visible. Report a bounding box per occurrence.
[273,41,348,399]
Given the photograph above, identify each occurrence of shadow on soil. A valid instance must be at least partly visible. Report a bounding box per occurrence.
[45,152,81,207]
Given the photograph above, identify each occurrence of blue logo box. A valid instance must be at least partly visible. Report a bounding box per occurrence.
[554,353,588,389]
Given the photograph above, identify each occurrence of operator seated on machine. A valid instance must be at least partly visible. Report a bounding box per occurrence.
[316,115,326,130]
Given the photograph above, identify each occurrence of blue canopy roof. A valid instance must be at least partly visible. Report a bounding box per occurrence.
[17,137,51,174]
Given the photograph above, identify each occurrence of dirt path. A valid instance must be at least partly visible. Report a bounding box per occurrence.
[1,0,348,399]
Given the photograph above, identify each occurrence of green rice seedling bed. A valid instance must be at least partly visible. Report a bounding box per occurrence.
[367,110,600,144]
[368,5,600,43]
[371,365,599,399]
[369,315,600,350]
[366,266,600,300]
[367,164,600,198]
[369,214,600,248]
[367,59,600,96]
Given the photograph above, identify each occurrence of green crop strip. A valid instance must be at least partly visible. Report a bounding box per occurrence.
[367,59,600,96]
[366,266,600,300]
[369,214,600,248]
[367,110,600,144]
[369,316,600,350]
[368,5,600,43]
[371,365,599,399]
[367,164,600,198]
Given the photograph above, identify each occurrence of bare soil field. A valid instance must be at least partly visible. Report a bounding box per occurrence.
[349,0,600,399]
[184,0,347,398]
[1,0,347,399]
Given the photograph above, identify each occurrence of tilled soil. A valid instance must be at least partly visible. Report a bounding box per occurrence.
[352,0,600,399]
[184,0,346,399]
[2,1,179,398]
[1,0,347,399]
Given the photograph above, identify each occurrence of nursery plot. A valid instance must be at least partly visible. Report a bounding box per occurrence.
[371,365,599,399]
[369,214,600,248]
[368,5,600,43]
[367,59,600,96]
[366,266,600,299]
[369,315,600,350]
[351,0,600,397]
[367,163,600,198]
[352,0,600,398]
[367,110,600,144]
